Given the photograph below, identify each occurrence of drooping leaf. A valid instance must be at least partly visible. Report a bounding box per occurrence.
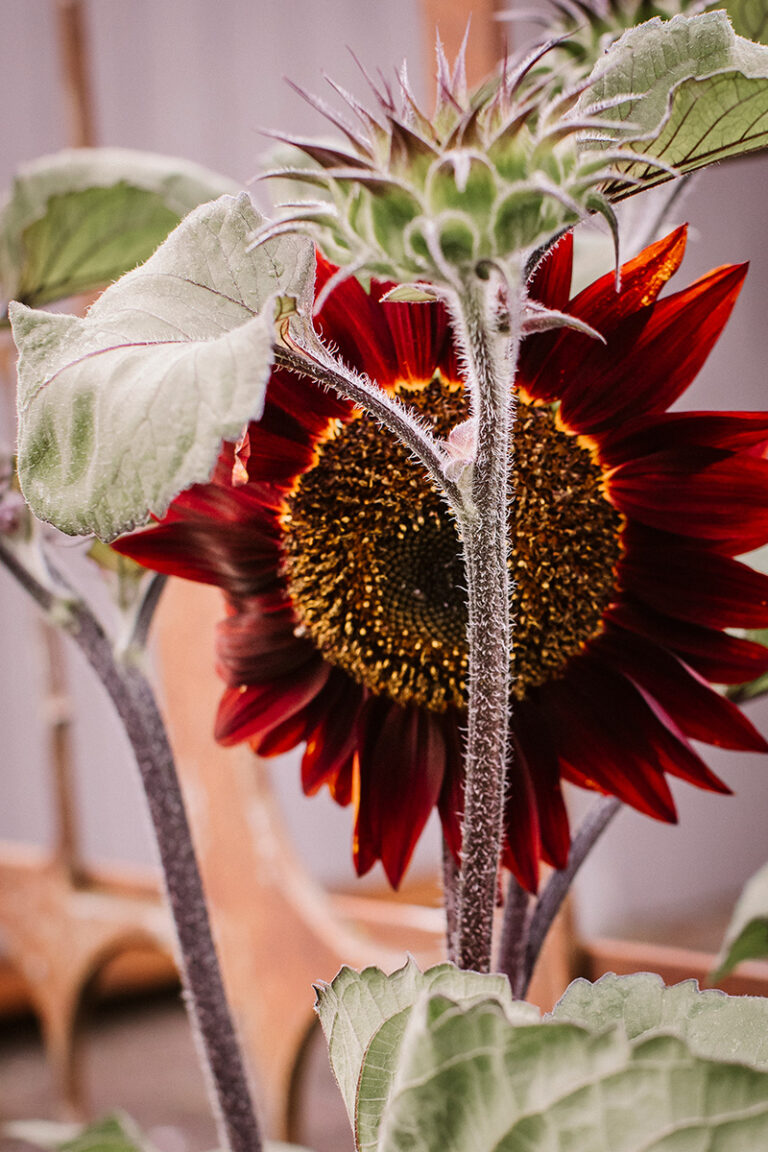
[581,12,768,193]
[713,861,768,980]
[12,193,314,540]
[314,958,534,1137]
[0,147,238,315]
[721,0,768,45]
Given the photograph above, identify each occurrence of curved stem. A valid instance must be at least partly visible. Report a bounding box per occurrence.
[497,873,532,997]
[449,274,521,973]
[274,343,462,512]
[0,538,263,1152]
[520,795,621,998]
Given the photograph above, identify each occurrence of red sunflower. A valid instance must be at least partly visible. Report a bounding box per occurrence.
[116,225,768,894]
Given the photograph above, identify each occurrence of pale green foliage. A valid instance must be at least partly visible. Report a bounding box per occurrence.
[320,963,768,1152]
[582,12,768,191]
[713,862,768,979]
[2,1114,313,1152]
[12,193,314,540]
[0,148,237,316]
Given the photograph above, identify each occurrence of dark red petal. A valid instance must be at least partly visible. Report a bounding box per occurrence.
[608,449,768,551]
[214,658,330,746]
[314,261,400,385]
[558,263,747,433]
[514,698,571,871]
[593,625,768,752]
[234,426,317,483]
[353,698,446,889]
[266,365,351,435]
[521,226,687,404]
[541,670,678,821]
[437,714,465,863]
[300,672,365,798]
[379,294,455,383]
[619,538,768,628]
[597,411,768,468]
[216,601,313,686]
[606,600,768,684]
[502,737,541,894]
[528,230,574,311]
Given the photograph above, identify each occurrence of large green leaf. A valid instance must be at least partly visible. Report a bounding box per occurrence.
[0,148,237,315]
[330,965,768,1152]
[713,862,768,980]
[581,12,768,192]
[315,958,535,1139]
[12,193,314,540]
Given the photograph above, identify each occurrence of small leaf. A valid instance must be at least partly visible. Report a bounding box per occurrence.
[3,1113,153,1152]
[713,861,768,980]
[0,147,238,314]
[12,193,314,540]
[378,284,438,303]
[581,12,768,191]
[315,958,531,1133]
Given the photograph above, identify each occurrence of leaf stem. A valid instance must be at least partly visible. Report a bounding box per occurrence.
[449,272,521,973]
[0,538,264,1152]
[274,342,462,512]
[497,873,532,997]
[519,795,621,998]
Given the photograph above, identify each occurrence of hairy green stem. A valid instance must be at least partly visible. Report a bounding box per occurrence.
[450,273,521,973]
[0,538,263,1152]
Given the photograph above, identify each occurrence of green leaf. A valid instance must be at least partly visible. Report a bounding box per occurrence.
[713,861,768,980]
[315,958,534,1138]
[12,193,314,540]
[3,1113,154,1152]
[2,1114,314,1152]
[720,0,768,45]
[553,971,768,1068]
[336,968,768,1152]
[0,147,238,314]
[582,12,768,191]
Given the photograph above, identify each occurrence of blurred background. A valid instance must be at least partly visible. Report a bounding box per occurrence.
[2,1,768,1148]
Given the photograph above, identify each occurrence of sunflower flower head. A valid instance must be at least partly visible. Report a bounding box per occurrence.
[117,228,768,895]
[253,36,654,289]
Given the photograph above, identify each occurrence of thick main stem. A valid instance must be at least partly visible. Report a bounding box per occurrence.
[0,540,263,1152]
[451,275,521,973]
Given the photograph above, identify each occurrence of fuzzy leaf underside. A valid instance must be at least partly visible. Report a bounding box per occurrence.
[323,966,768,1152]
[0,147,238,313]
[12,193,314,540]
[315,958,533,1138]
[713,862,768,979]
[582,12,768,190]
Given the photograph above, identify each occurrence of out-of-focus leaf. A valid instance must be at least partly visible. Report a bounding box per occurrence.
[0,148,237,315]
[713,861,768,980]
[12,193,314,540]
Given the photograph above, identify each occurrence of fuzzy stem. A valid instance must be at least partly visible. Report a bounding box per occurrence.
[0,538,263,1152]
[497,872,532,997]
[274,343,462,512]
[449,273,521,973]
[519,795,621,998]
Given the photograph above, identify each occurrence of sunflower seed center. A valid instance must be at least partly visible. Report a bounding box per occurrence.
[281,375,622,711]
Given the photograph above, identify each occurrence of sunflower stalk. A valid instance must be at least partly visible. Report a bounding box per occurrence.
[448,270,523,973]
[0,536,264,1152]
